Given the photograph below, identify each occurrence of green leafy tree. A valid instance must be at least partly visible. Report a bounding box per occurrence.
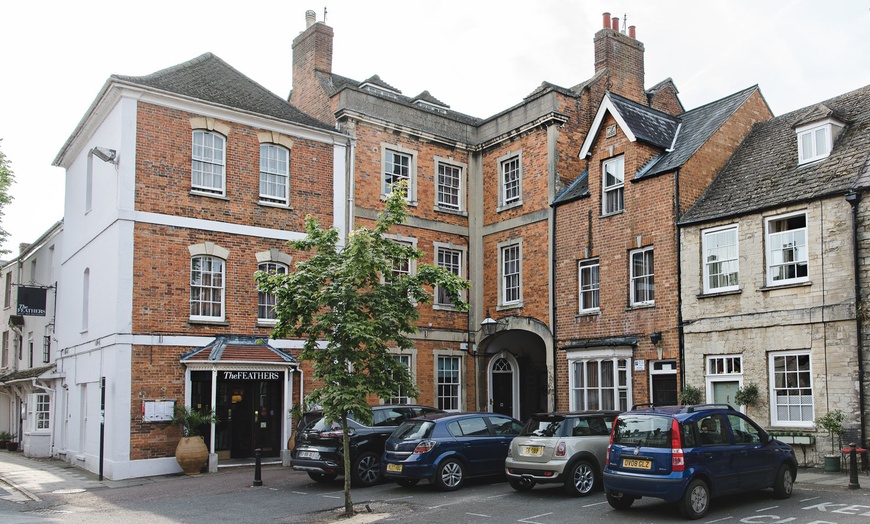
[0,140,16,255]
[257,182,469,516]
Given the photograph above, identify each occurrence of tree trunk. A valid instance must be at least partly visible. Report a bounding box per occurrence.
[342,412,354,516]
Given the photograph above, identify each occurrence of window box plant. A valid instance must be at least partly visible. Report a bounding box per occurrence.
[171,405,219,475]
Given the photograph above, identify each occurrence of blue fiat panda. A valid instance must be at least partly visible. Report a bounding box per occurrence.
[603,404,797,519]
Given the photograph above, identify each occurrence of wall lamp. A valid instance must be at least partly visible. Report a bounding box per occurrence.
[649,332,662,346]
[480,310,506,337]
[91,146,118,165]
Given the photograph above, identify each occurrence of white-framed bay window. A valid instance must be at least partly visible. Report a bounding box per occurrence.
[702,225,739,293]
[769,350,814,427]
[31,392,51,431]
[568,349,631,411]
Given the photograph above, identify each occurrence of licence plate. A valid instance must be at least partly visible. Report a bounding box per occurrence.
[298,450,320,460]
[521,446,544,456]
[386,463,403,473]
[622,458,652,470]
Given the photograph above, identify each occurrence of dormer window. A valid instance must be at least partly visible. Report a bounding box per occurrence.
[795,118,843,165]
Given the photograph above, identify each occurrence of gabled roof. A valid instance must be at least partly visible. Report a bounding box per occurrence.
[113,53,333,131]
[578,91,681,158]
[0,364,56,384]
[180,335,297,364]
[681,84,870,225]
[638,85,761,179]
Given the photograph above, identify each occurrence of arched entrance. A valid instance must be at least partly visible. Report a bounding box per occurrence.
[479,317,552,421]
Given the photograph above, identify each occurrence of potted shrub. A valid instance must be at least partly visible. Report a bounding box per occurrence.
[817,409,845,472]
[0,431,11,449]
[680,385,702,405]
[734,383,759,410]
[171,404,219,475]
[6,435,19,452]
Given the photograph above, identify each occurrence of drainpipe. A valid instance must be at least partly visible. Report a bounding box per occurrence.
[551,201,558,411]
[846,191,866,445]
[675,169,686,390]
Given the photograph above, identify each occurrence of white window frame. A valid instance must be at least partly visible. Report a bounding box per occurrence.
[259,144,290,205]
[497,151,523,211]
[765,211,808,287]
[388,353,414,405]
[434,242,466,309]
[796,119,841,165]
[702,225,739,293]
[435,157,466,213]
[629,246,654,306]
[190,255,226,321]
[436,353,463,412]
[498,239,523,308]
[383,235,417,283]
[381,143,418,205]
[578,259,600,313]
[769,350,814,427]
[191,130,226,196]
[32,392,50,431]
[567,349,631,411]
[602,155,625,215]
[257,261,287,323]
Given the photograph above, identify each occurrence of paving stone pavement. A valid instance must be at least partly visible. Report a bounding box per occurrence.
[0,449,864,504]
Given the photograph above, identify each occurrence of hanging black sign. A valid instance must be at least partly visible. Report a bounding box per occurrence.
[17,286,47,316]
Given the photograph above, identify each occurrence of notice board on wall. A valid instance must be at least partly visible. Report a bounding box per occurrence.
[142,399,176,422]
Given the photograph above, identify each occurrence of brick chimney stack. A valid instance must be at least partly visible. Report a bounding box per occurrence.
[290,9,335,124]
[594,12,646,104]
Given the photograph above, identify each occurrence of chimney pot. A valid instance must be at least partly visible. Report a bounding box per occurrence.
[603,12,611,29]
[305,9,316,28]
[629,25,636,39]
[611,17,619,31]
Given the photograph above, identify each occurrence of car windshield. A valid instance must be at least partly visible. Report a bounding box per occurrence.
[521,416,565,437]
[612,415,672,448]
[392,420,435,440]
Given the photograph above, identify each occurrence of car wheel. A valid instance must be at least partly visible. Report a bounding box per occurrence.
[395,478,420,487]
[307,472,338,483]
[351,452,381,487]
[606,491,635,510]
[434,459,465,491]
[509,478,535,492]
[564,460,596,497]
[679,479,710,520]
[773,464,795,499]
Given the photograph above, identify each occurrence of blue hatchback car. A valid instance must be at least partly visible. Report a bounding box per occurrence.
[382,412,523,491]
[603,404,798,519]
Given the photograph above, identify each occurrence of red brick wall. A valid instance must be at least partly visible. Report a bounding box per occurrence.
[135,102,335,230]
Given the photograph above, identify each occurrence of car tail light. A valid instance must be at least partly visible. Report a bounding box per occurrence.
[606,420,617,463]
[507,445,513,457]
[555,441,567,457]
[413,440,436,454]
[671,418,684,472]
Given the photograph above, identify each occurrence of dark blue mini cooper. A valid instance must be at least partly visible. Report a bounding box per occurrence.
[603,404,798,519]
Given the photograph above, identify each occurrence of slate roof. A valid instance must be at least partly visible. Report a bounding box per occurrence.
[553,169,589,205]
[639,85,760,179]
[113,53,334,131]
[607,91,681,150]
[680,84,870,225]
[180,335,297,364]
[0,364,56,384]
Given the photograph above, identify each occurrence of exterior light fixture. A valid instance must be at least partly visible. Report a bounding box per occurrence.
[650,332,662,346]
[91,146,118,164]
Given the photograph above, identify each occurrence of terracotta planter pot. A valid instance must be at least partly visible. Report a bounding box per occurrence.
[175,436,208,475]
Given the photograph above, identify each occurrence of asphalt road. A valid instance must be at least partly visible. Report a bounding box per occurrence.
[3,465,870,523]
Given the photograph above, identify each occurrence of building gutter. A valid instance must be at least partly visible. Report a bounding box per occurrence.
[846,190,866,445]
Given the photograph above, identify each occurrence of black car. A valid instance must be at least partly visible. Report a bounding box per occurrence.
[291,404,442,486]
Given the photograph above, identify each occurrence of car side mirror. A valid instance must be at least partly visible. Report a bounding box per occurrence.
[759,432,770,444]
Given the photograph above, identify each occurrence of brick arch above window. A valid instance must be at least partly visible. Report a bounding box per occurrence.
[188,242,230,260]
[189,117,231,137]
[255,249,292,266]
[256,131,294,150]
